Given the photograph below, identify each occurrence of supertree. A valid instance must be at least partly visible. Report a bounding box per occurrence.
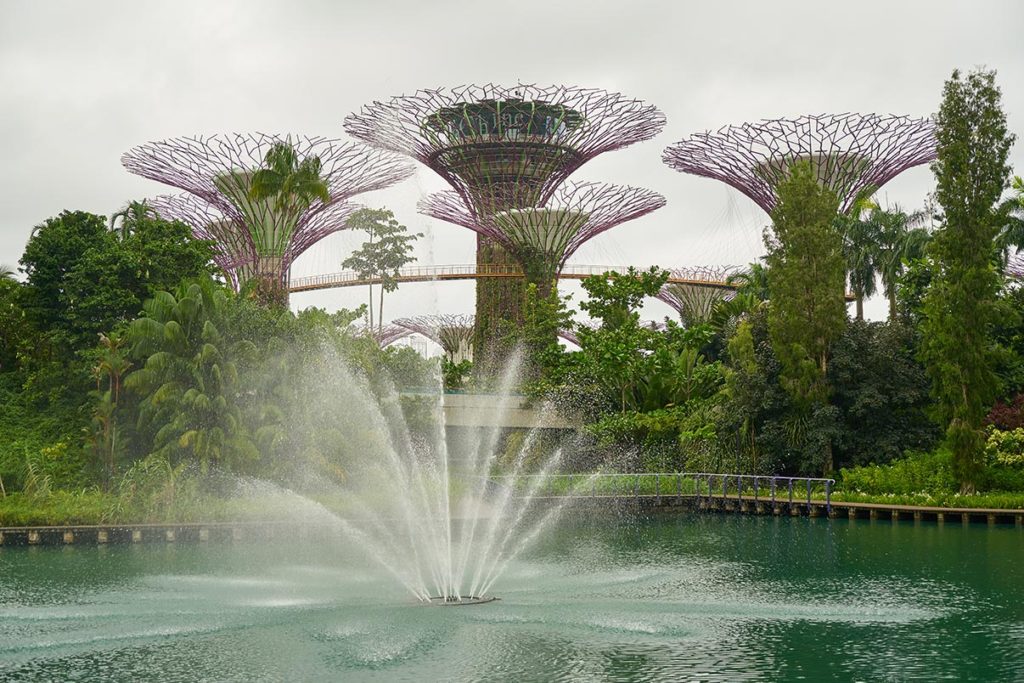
[148,192,355,293]
[419,181,665,297]
[656,266,741,327]
[663,113,937,215]
[122,133,414,304]
[353,322,415,348]
[345,84,665,364]
[394,314,476,362]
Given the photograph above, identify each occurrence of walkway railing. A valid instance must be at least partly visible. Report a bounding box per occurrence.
[490,472,835,514]
[288,264,735,293]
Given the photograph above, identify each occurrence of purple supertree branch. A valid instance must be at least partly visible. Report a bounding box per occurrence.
[123,134,413,290]
[656,266,742,324]
[394,314,475,357]
[663,113,937,214]
[123,133,414,209]
[282,200,362,268]
[418,181,665,274]
[353,322,415,348]
[345,84,665,213]
[149,193,254,290]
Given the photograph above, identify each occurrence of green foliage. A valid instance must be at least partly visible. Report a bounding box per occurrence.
[838,449,957,495]
[342,208,421,330]
[441,358,472,391]
[921,68,1015,492]
[518,283,572,381]
[553,268,723,464]
[766,161,846,410]
[124,279,259,473]
[828,320,940,466]
[383,346,438,389]
[249,142,330,212]
[19,208,216,362]
[984,427,1024,467]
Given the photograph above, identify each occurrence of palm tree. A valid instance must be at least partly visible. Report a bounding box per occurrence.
[244,141,331,306]
[872,206,931,321]
[0,264,15,280]
[726,261,770,302]
[249,141,330,212]
[109,200,157,238]
[840,216,879,321]
[836,190,880,321]
[996,175,1024,265]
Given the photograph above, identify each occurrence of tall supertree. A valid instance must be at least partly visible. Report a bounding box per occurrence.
[395,314,475,362]
[122,133,413,304]
[419,181,665,298]
[345,84,665,364]
[656,266,741,327]
[663,113,937,215]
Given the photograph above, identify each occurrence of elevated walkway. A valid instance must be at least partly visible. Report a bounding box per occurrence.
[289,263,735,293]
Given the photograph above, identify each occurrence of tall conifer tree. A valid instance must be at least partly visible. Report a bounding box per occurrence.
[921,68,1015,492]
[766,161,846,473]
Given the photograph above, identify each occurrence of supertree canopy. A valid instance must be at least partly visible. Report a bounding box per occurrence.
[419,181,665,295]
[122,133,413,303]
[345,84,665,365]
[394,314,475,362]
[149,192,358,292]
[662,113,937,214]
[656,266,741,327]
[344,84,665,212]
[353,322,415,348]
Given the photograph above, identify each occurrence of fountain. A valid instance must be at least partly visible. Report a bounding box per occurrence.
[285,347,583,604]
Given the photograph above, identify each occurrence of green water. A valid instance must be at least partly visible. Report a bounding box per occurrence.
[0,513,1022,682]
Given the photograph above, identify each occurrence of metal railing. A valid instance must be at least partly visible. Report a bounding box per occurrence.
[288,264,736,292]
[488,472,835,514]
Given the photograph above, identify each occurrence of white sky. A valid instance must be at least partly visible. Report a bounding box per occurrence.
[1,0,1022,324]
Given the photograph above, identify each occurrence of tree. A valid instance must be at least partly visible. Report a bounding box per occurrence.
[124,279,259,472]
[726,261,770,302]
[920,68,1015,493]
[247,141,331,307]
[249,142,330,212]
[19,209,216,363]
[0,274,27,372]
[995,175,1024,260]
[837,190,880,321]
[765,161,846,474]
[0,265,15,280]
[573,267,671,413]
[872,206,931,321]
[341,208,421,332]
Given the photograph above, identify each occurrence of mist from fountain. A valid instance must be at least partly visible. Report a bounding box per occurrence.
[274,345,586,603]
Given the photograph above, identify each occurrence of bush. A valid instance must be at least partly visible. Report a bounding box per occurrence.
[984,427,1024,467]
[838,450,957,495]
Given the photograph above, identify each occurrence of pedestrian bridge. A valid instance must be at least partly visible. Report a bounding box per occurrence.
[290,263,735,293]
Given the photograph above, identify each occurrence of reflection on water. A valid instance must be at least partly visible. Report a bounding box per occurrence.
[0,513,1022,682]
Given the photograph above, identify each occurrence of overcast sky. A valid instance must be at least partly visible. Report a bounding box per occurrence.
[2,0,1022,327]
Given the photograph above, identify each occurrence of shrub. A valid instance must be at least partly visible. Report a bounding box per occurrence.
[984,427,1024,467]
[838,450,957,495]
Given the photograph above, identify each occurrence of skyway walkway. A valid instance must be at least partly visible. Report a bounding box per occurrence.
[289,264,735,293]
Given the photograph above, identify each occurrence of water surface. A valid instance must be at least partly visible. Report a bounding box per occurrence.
[0,513,1021,681]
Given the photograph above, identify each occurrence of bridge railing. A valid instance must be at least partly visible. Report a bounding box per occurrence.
[489,472,835,513]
